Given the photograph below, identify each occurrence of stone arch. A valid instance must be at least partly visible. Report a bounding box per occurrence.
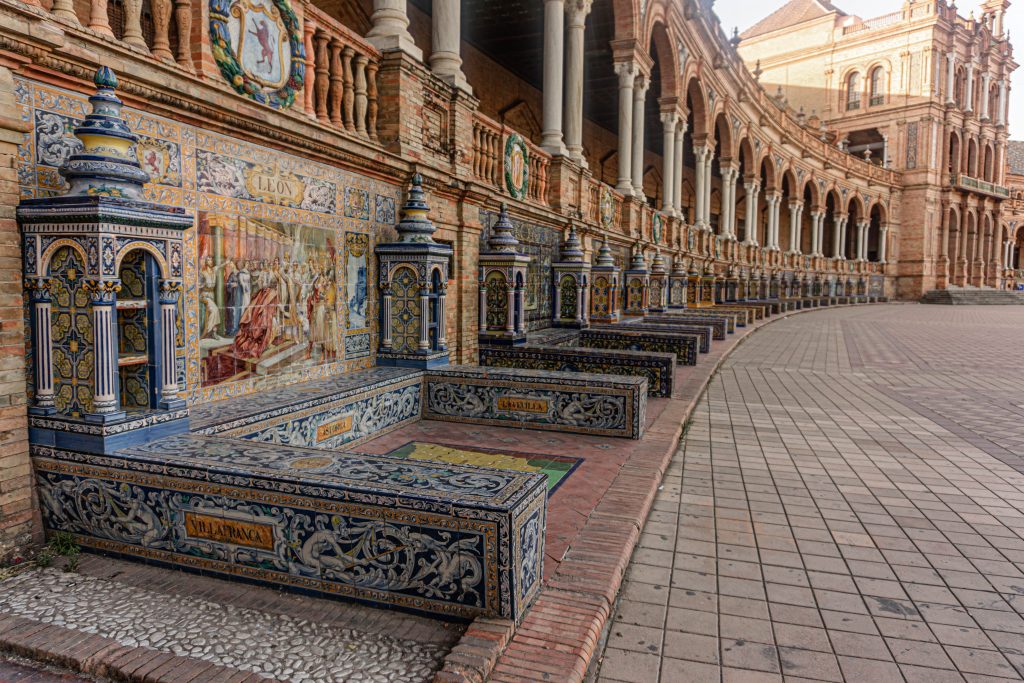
[738,137,756,179]
[967,137,979,177]
[802,175,822,210]
[609,0,642,42]
[115,242,170,279]
[685,77,710,139]
[713,112,735,161]
[947,130,961,177]
[648,20,680,101]
[758,153,777,192]
[40,239,91,277]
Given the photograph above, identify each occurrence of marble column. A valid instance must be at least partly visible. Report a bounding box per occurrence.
[27,278,55,415]
[429,0,468,90]
[880,227,889,262]
[631,75,649,196]
[673,122,685,216]
[766,193,781,250]
[366,0,421,58]
[85,280,122,420]
[694,145,708,230]
[965,62,974,113]
[661,113,677,216]
[788,201,803,253]
[541,0,565,154]
[158,281,182,408]
[833,215,844,259]
[809,211,823,256]
[743,181,760,245]
[856,220,868,261]
[702,148,715,230]
[614,62,636,194]
[839,216,849,259]
[946,52,956,106]
[721,167,738,238]
[564,0,592,166]
[980,72,991,120]
[998,80,1008,126]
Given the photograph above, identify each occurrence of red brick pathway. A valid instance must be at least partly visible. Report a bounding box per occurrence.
[0,656,92,682]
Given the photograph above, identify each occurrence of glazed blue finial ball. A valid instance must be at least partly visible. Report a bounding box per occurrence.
[411,172,423,187]
[95,66,118,90]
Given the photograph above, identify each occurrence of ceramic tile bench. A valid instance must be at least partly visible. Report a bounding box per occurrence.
[644,314,729,339]
[479,344,675,398]
[580,328,699,367]
[424,365,647,439]
[193,367,423,450]
[612,322,714,353]
[662,310,741,332]
[32,435,547,622]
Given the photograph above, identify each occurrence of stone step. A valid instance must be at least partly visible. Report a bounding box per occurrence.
[920,289,1024,305]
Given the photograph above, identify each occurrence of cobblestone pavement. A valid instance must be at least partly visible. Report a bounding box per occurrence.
[0,556,463,682]
[595,305,1024,683]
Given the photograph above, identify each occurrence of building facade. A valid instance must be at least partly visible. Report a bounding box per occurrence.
[0,0,981,562]
[739,0,1017,296]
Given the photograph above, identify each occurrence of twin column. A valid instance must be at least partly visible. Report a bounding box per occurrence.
[541,0,592,164]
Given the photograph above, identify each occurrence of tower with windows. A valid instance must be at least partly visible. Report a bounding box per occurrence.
[18,68,191,454]
[376,174,452,367]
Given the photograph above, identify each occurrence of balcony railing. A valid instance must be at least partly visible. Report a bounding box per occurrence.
[471,112,551,205]
[957,174,1010,198]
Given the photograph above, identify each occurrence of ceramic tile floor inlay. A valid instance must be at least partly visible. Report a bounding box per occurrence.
[380,440,582,493]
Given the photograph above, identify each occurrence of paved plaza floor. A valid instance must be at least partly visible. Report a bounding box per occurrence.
[595,304,1024,683]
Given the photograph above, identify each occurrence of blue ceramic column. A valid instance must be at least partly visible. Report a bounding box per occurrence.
[85,279,124,421]
[437,284,447,350]
[158,280,183,408]
[27,278,56,415]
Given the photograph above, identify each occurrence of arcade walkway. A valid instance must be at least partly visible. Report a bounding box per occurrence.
[595,305,1024,682]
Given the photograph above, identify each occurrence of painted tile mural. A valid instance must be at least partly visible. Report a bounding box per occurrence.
[198,215,338,387]
[15,77,401,404]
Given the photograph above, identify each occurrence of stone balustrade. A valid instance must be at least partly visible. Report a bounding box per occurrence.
[304,5,381,141]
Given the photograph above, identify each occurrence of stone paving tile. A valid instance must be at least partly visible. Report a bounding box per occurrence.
[595,305,1024,682]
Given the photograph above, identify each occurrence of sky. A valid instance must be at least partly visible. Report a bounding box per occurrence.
[712,0,1024,137]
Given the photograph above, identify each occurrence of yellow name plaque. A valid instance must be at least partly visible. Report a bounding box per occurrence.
[496,396,550,414]
[316,415,354,442]
[184,512,274,550]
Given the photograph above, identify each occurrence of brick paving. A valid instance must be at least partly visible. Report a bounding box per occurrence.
[595,305,1024,683]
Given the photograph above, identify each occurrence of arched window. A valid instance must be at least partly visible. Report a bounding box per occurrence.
[869,67,885,106]
[846,72,861,111]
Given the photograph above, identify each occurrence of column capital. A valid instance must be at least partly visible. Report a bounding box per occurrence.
[788,199,804,210]
[25,277,51,303]
[84,279,121,304]
[158,279,183,304]
[634,74,650,97]
[614,60,637,87]
[744,180,761,192]
[565,0,593,26]
[660,111,678,129]
[809,209,825,219]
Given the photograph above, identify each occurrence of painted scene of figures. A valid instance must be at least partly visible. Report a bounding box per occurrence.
[198,213,339,387]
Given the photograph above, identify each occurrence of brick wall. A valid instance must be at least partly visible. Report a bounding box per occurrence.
[0,65,40,564]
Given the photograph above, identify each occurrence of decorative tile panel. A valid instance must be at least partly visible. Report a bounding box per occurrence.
[423,366,646,439]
